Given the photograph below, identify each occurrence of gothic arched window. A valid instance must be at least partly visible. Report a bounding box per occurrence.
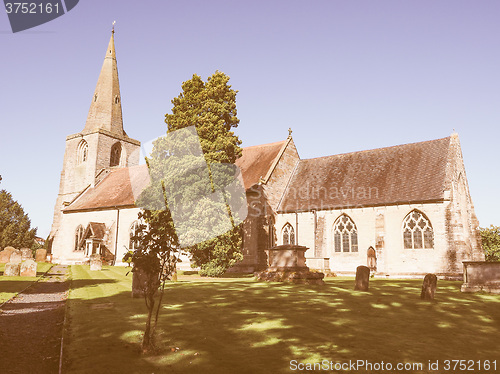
[402,210,434,249]
[333,214,358,253]
[282,223,295,245]
[129,221,140,250]
[74,225,84,251]
[77,140,88,165]
[110,142,121,167]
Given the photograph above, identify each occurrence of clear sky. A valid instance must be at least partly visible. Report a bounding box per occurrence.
[1,0,499,239]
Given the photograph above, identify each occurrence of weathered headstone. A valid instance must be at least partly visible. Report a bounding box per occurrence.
[421,273,438,300]
[21,248,33,261]
[0,247,16,263]
[4,262,20,276]
[354,265,370,291]
[0,250,11,263]
[9,251,22,264]
[20,259,37,277]
[35,248,47,262]
[90,254,102,271]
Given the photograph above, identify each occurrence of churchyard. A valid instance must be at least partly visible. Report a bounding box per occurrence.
[0,262,52,304]
[56,265,499,374]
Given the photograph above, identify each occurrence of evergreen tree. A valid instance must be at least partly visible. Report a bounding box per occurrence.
[0,182,37,249]
[138,71,244,277]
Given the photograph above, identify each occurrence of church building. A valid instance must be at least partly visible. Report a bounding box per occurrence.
[49,32,484,277]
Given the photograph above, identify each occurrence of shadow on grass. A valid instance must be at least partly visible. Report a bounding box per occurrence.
[63,269,500,374]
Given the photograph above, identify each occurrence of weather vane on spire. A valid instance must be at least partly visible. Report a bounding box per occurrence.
[112,21,116,34]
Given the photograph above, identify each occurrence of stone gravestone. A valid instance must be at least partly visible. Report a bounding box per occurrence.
[35,248,47,262]
[354,265,370,291]
[421,273,438,300]
[20,259,37,277]
[0,247,17,263]
[4,263,20,276]
[9,250,22,264]
[21,248,33,261]
[90,254,102,271]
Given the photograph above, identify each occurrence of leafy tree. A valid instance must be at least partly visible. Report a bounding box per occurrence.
[479,225,500,262]
[0,186,37,249]
[127,209,180,354]
[147,71,244,277]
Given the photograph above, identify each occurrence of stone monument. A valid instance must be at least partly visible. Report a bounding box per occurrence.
[35,248,47,262]
[21,248,33,261]
[421,273,437,300]
[90,254,102,271]
[20,259,37,277]
[256,245,324,285]
[4,263,20,276]
[354,265,370,291]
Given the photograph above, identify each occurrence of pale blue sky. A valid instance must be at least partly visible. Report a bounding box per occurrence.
[1,0,499,238]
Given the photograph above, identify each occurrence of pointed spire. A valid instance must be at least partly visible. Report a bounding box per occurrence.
[83,30,125,136]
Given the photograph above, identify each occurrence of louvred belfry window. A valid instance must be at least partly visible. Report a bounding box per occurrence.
[110,142,121,167]
[402,210,434,249]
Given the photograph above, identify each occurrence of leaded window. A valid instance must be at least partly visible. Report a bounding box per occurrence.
[129,221,140,250]
[110,142,121,167]
[74,225,84,251]
[402,210,434,249]
[282,223,295,245]
[333,214,358,253]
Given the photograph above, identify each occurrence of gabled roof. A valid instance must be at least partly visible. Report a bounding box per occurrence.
[85,222,107,240]
[278,137,451,212]
[64,165,150,212]
[235,139,288,190]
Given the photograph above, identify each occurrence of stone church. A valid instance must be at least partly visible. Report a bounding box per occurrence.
[49,32,484,277]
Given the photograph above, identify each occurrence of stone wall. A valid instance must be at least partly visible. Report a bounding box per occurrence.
[276,202,461,277]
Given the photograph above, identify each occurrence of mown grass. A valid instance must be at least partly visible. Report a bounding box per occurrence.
[0,262,53,303]
[64,265,500,374]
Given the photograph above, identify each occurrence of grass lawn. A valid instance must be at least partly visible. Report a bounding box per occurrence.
[64,265,500,374]
[0,262,53,304]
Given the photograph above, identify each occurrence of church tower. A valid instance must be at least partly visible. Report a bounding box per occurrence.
[49,30,140,246]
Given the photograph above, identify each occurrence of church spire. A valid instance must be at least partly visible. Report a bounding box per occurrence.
[83,29,125,136]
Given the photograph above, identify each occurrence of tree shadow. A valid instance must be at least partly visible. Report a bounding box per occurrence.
[60,273,500,374]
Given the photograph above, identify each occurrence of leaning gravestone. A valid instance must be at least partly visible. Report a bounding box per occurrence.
[21,248,33,261]
[89,254,102,271]
[4,262,20,276]
[9,251,22,264]
[0,247,17,263]
[131,268,160,298]
[20,259,37,277]
[421,273,438,300]
[0,250,11,263]
[354,265,370,291]
[35,248,47,262]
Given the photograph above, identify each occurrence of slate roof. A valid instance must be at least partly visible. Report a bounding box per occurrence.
[64,165,150,212]
[278,137,451,212]
[235,140,287,190]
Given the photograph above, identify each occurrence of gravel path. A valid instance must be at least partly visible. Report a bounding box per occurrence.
[0,265,69,374]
